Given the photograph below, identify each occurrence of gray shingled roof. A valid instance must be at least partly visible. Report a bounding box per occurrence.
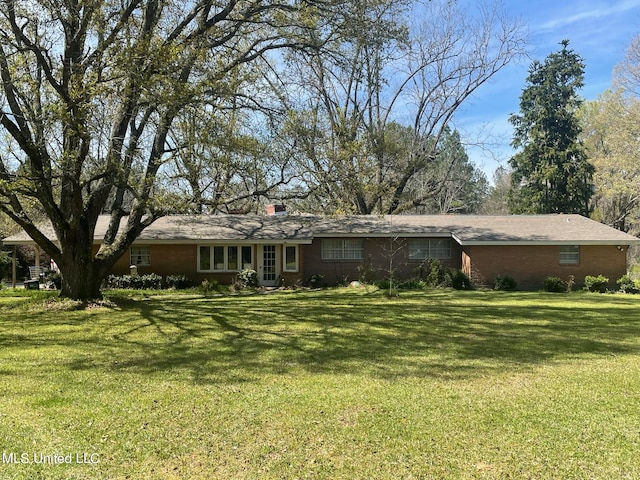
[3,213,639,245]
[309,214,640,244]
[2,214,314,245]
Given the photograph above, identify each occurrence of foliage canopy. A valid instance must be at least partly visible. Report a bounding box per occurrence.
[508,40,594,215]
[0,0,525,299]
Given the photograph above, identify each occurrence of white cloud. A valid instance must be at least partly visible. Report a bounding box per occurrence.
[538,0,640,30]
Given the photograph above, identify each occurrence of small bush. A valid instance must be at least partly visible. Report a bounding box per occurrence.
[166,275,192,289]
[357,257,377,284]
[425,260,448,287]
[0,250,11,279]
[122,275,143,289]
[106,273,162,290]
[397,278,427,290]
[109,274,139,289]
[494,275,517,291]
[105,274,119,289]
[544,276,566,293]
[448,269,471,290]
[616,274,640,294]
[383,287,400,298]
[140,273,163,289]
[43,271,62,290]
[200,279,220,293]
[236,269,258,289]
[308,274,324,288]
[584,274,609,293]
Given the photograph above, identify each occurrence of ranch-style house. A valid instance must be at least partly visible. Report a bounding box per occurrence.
[3,211,640,289]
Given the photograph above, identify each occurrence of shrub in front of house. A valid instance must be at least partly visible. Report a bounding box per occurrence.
[138,273,162,289]
[425,259,448,287]
[165,275,192,289]
[200,278,221,293]
[236,268,258,289]
[616,274,640,294]
[140,273,163,289]
[584,274,609,293]
[544,276,566,293]
[357,257,377,285]
[106,274,131,289]
[106,273,163,290]
[448,269,471,290]
[494,275,517,291]
[397,278,428,290]
[307,274,324,288]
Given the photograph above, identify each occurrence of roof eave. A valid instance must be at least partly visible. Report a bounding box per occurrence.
[131,238,314,245]
[313,232,453,238]
[457,240,640,246]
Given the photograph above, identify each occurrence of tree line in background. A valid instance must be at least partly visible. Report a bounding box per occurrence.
[0,0,639,299]
[0,0,525,299]
[489,36,640,236]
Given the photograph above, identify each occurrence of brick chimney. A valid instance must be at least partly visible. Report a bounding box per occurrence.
[266,204,287,216]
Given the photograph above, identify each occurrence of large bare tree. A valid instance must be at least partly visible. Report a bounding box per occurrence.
[0,0,331,299]
[281,0,525,214]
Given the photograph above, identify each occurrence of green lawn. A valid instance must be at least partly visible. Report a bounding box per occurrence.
[1,287,639,479]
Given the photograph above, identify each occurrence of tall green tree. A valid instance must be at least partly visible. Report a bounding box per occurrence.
[508,40,594,215]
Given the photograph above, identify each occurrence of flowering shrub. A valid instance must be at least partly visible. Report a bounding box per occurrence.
[236,269,258,289]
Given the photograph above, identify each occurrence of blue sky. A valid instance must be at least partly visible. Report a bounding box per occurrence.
[455,0,640,181]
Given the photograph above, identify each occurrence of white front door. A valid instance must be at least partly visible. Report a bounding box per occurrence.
[259,244,280,287]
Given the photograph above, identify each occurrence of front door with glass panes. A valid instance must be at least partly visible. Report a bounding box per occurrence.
[259,244,279,287]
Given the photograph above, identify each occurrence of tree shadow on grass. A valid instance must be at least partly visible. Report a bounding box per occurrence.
[3,290,640,384]
[69,291,640,383]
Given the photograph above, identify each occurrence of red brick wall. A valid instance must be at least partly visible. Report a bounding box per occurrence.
[303,238,460,285]
[108,243,305,286]
[103,240,628,290]
[463,244,628,289]
[111,244,194,276]
[281,243,305,286]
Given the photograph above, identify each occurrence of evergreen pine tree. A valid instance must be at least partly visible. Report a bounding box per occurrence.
[508,40,593,215]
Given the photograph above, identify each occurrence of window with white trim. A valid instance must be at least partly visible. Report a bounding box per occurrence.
[321,239,363,260]
[199,245,253,271]
[559,245,579,264]
[408,239,451,260]
[130,246,151,266]
[284,245,298,272]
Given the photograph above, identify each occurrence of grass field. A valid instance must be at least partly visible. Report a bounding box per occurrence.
[0,287,639,479]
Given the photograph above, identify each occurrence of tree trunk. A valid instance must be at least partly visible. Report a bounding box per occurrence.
[56,224,109,301]
[60,259,105,301]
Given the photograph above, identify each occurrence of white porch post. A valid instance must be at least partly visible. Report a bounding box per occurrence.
[12,245,16,288]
